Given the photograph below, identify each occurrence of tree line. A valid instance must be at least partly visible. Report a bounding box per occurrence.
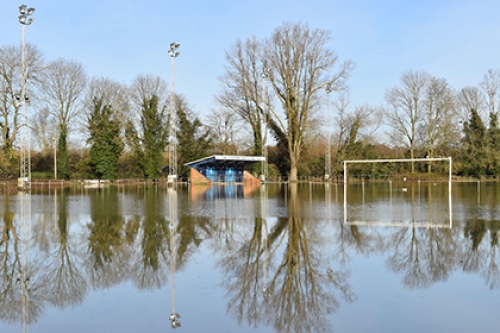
[1,22,500,181]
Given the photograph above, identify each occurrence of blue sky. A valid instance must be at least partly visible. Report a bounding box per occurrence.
[1,0,499,117]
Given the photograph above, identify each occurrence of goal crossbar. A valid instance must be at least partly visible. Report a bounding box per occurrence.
[343,157,452,183]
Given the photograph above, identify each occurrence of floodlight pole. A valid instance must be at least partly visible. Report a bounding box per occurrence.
[261,68,269,181]
[168,43,180,183]
[53,133,57,179]
[18,4,35,189]
[325,84,332,181]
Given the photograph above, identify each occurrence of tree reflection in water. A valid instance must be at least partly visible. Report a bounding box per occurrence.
[0,193,25,324]
[38,189,87,308]
[86,188,130,289]
[219,183,355,333]
[1,183,500,330]
[386,226,456,289]
[385,185,457,289]
[463,218,500,289]
[124,188,169,290]
[0,193,44,328]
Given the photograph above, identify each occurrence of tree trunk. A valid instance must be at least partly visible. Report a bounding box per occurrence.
[289,148,299,182]
[410,148,415,173]
[289,163,298,182]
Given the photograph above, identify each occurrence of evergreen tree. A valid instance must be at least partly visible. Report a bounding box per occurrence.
[176,97,212,177]
[124,95,168,179]
[462,109,488,176]
[487,112,500,175]
[140,95,168,179]
[87,98,124,180]
[57,129,70,180]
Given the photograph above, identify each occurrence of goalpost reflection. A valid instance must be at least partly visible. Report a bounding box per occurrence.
[343,158,453,229]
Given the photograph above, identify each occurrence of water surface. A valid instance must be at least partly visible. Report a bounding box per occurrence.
[0,181,499,333]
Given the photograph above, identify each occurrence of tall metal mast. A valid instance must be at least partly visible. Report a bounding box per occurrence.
[261,68,269,181]
[168,43,180,183]
[18,4,35,189]
[325,83,332,181]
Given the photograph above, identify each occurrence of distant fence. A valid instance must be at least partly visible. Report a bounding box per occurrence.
[2,174,500,193]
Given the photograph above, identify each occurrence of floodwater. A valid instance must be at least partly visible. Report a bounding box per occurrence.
[0,181,499,333]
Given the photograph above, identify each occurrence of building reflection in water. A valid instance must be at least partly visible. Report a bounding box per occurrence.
[189,183,260,201]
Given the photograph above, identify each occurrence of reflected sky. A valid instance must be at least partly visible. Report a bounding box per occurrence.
[0,182,499,333]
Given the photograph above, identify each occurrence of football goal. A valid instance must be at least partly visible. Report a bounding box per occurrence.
[343,157,452,183]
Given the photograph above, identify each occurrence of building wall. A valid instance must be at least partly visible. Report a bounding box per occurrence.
[243,170,260,185]
[190,168,211,185]
[190,163,259,184]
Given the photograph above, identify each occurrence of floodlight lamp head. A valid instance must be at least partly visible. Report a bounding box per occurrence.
[19,16,34,25]
[27,7,35,15]
[19,5,27,14]
[175,51,180,57]
[170,43,180,53]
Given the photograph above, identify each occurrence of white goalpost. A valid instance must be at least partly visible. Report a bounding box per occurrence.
[342,157,453,228]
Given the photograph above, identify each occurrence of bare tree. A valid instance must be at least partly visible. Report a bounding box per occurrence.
[331,95,351,148]
[0,44,44,158]
[86,77,130,119]
[218,23,353,180]
[216,37,265,156]
[205,107,246,155]
[385,70,430,172]
[40,58,87,178]
[84,76,130,140]
[457,86,486,122]
[131,74,168,112]
[130,74,168,134]
[264,22,354,181]
[480,69,500,116]
[420,77,458,171]
[31,106,55,153]
[331,95,382,165]
[41,58,87,136]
